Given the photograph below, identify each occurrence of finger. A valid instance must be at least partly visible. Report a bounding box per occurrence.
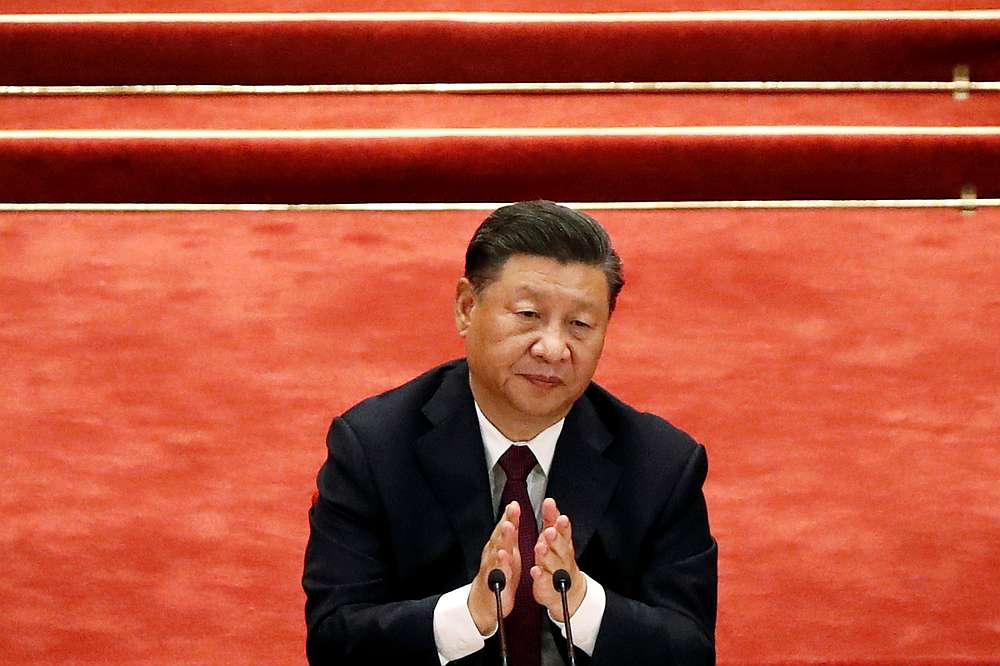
[534,540,557,572]
[483,522,518,571]
[541,523,574,561]
[487,503,513,543]
[534,540,555,573]
[486,529,515,576]
[555,514,571,535]
[495,549,521,593]
[542,498,560,529]
[496,549,521,610]
[507,529,521,574]
[535,531,578,575]
[495,548,513,575]
[500,520,517,547]
[506,501,522,538]
[489,502,520,546]
[484,525,508,562]
[556,515,575,555]
[500,501,521,529]
[535,517,567,545]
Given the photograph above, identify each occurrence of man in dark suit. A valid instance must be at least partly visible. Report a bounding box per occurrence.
[303,201,717,665]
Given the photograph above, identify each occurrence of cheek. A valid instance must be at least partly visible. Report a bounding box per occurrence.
[571,339,604,369]
[496,333,535,362]
[487,320,533,350]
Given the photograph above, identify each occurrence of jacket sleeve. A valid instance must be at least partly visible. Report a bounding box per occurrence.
[589,444,718,666]
[303,416,442,665]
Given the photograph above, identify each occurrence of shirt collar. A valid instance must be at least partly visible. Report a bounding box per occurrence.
[474,400,563,477]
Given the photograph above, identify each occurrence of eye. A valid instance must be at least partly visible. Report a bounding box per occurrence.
[516,310,540,319]
[571,320,592,330]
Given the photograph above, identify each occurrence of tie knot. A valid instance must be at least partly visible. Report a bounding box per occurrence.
[498,445,538,482]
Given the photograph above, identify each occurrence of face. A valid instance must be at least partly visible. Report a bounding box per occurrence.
[455,254,611,441]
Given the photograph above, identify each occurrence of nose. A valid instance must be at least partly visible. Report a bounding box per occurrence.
[530,324,570,363]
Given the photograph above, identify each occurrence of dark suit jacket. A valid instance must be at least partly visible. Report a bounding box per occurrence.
[303,359,717,665]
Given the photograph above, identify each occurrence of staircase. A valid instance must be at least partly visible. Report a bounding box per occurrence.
[2,6,999,666]
[3,6,999,206]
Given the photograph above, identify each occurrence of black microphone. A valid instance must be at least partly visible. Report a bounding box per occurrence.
[552,569,577,666]
[488,569,509,666]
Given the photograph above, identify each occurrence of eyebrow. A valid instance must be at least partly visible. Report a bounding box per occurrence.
[511,285,600,311]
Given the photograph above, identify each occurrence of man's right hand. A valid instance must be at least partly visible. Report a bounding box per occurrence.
[467,501,522,635]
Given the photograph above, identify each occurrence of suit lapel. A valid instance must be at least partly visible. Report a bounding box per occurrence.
[413,366,622,581]
[546,391,621,558]
[414,362,495,581]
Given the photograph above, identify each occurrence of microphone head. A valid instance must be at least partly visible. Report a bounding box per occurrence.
[488,569,507,592]
[552,569,572,592]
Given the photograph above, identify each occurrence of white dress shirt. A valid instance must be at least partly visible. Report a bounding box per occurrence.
[432,400,607,664]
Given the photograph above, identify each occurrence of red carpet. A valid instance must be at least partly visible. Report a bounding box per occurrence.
[4,3,1000,663]
[4,13,999,85]
[4,92,1000,129]
[2,208,998,664]
[3,130,999,202]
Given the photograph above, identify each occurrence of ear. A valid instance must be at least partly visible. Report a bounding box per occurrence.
[454,277,477,337]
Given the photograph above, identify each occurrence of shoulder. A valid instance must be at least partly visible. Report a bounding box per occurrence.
[581,383,710,533]
[585,381,705,474]
[334,358,466,442]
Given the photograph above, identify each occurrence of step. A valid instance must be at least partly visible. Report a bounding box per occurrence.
[3,92,1000,129]
[3,11,999,85]
[3,127,998,203]
[5,1,1000,11]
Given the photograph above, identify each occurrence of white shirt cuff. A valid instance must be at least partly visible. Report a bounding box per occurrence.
[433,583,496,664]
[548,571,606,657]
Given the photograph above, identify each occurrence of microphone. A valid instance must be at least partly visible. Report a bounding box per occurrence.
[552,569,577,666]
[488,569,509,666]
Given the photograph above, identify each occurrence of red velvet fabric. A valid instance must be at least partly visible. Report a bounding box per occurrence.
[2,209,998,664]
[3,18,999,85]
[4,92,1000,130]
[2,132,998,202]
[3,6,999,663]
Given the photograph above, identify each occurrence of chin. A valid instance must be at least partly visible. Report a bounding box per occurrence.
[507,391,572,420]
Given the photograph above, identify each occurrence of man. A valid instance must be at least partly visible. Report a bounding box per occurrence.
[303,201,717,665]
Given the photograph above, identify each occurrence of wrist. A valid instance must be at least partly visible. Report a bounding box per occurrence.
[552,572,587,622]
[569,574,587,616]
[467,590,497,636]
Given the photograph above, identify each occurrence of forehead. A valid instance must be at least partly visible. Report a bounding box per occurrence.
[490,254,609,310]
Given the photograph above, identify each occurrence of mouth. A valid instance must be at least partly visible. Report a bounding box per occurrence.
[520,373,564,388]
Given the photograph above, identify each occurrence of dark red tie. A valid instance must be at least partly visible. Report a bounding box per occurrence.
[498,445,542,666]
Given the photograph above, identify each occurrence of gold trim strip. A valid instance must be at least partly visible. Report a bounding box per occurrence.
[3,82,1000,96]
[1,200,997,212]
[5,11,1000,23]
[4,127,1000,139]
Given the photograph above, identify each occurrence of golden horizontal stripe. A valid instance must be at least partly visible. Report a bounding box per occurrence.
[5,11,1000,23]
[4,127,1000,139]
[1,200,995,212]
[3,82,999,95]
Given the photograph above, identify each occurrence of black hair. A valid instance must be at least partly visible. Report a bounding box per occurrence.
[464,200,624,312]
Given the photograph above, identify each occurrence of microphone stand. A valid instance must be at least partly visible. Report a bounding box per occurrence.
[488,569,509,666]
[553,569,577,666]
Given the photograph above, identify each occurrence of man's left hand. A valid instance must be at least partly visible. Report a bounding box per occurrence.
[529,497,586,622]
